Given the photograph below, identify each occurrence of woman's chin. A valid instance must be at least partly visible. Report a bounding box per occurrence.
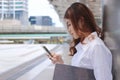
[73,37,79,39]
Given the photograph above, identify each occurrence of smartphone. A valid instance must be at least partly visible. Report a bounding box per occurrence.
[42,46,53,57]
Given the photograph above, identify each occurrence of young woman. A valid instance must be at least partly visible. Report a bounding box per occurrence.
[48,2,112,80]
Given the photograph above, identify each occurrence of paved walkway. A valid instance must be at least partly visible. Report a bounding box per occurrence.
[0,44,56,80]
[7,43,71,80]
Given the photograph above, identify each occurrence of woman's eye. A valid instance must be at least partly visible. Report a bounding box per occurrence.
[67,24,71,28]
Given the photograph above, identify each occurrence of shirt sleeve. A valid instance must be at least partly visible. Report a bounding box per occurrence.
[92,45,113,80]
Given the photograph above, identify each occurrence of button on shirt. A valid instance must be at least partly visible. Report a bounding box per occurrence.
[71,32,112,80]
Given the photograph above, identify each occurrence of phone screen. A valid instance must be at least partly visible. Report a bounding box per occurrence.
[42,46,53,57]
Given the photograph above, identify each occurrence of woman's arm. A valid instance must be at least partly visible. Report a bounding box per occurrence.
[92,45,113,80]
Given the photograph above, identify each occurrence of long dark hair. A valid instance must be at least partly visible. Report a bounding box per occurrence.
[64,2,103,56]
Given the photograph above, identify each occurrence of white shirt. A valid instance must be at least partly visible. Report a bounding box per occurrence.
[71,32,113,80]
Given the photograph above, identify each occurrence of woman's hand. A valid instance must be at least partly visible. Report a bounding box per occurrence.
[47,53,64,64]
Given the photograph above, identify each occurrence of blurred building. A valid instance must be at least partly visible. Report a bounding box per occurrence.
[48,0,102,26]
[0,0,28,25]
[29,16,53,26]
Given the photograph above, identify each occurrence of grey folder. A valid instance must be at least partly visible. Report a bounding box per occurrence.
[53,64,96,80]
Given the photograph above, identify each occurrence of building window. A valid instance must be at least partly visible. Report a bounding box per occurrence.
[9,2,14,5]
[4,2,8,5]
[15,2,23,4]
[4,6,9,9]
[89,0,96,2]
[15,6,23,8]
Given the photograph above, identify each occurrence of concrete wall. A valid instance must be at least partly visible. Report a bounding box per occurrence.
[103,0,120,80]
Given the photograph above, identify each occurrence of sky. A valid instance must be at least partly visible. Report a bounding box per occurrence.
[28,0,63,27]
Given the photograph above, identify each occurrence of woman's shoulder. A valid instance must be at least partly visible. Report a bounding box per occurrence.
[84,32,104,46]
[91,37,112,54]
[90,37,105,47]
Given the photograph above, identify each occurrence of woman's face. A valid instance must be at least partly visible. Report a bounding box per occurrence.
[65,19,79,39]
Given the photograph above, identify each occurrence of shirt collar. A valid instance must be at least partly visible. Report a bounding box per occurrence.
[83,32,98,44]
[75,42,82,50]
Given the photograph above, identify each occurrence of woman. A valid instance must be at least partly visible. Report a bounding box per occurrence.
[49,2,112,80]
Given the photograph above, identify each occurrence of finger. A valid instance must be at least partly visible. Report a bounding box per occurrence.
[50,58,57,64]
[47,54,51,58]
[51,52,57,57]
[47,55,57,62]
[46,54,53,60]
